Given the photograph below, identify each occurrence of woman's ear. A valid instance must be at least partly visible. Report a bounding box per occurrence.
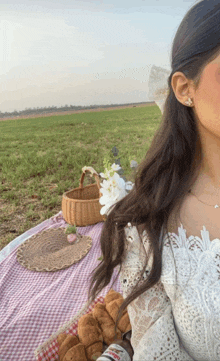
[171,71,195,105]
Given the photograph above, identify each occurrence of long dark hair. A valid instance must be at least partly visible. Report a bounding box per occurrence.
[88,0,220,329]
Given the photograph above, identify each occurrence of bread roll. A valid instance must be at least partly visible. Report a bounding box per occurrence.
[105,298,125,323]
[57,333,67,347]
[106,298,131,334]
[117,311,131,334]
[63,343,87,361]
[104,289,123,304]
[58,334,80,361]
[93,303,122,345]
[78,312,104,360]
[85,341,103,361]
[78,313,103,347]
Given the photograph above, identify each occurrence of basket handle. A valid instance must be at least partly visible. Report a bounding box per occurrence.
[80,166,101,191]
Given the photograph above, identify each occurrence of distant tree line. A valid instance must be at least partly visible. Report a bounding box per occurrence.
[0,102,154,119]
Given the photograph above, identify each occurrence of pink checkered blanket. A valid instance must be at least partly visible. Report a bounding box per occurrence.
[0,212,122,361]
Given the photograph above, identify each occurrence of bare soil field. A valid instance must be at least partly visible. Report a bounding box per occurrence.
[0,102,155,121]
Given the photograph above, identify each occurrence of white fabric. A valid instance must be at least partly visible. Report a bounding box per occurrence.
[120,222,220,361]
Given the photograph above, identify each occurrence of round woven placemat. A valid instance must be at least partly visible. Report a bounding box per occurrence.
[16,227,92,272]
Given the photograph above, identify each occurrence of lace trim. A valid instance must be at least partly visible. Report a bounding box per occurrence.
[122,222,220,289]
[165,223,220,250]
[163,224,220,284]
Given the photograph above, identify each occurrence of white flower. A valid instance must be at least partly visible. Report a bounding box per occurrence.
[99,169,111,179]
[100,200,116,215]
[99,167,127,215]
[125,181,134,191]
[111,171,125,188]
[99,172,106,178]
[111,163,121,171]
[99,158,137,216]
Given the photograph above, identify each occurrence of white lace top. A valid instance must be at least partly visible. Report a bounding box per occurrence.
[119,222,220,361]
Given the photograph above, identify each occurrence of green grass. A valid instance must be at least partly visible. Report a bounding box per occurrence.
[0,105,162,250]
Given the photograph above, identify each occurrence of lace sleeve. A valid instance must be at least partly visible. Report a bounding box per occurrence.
[119,223,195,361]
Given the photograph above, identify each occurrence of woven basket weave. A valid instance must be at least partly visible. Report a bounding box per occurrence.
[62,166,106,226]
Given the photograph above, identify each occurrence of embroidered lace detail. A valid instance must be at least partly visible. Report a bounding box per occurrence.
[120,224,152,297]
[120,222,220,360]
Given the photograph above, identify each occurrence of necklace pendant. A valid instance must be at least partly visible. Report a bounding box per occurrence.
[215,205,219,208]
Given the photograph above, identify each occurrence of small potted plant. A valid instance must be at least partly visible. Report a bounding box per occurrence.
[65,224,80,243]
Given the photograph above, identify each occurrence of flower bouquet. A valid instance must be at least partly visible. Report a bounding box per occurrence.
[99,146,138,216]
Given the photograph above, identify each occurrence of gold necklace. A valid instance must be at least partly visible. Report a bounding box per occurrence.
[188,189,220,208]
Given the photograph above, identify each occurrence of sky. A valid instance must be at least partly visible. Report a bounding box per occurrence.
[0,0,198,113]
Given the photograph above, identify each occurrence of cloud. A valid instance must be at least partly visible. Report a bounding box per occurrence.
[0,13,105,74]
[0,0,197,15]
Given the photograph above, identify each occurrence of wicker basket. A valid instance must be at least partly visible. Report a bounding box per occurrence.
[62,166,106,226]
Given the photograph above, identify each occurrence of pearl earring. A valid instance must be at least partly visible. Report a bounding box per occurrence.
[185,98,193,106]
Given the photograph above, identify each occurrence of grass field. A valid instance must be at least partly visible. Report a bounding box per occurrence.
[0,104,162,251]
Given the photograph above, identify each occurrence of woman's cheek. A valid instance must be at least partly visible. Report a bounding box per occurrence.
[195,99,220,136]
[193,63,220,134]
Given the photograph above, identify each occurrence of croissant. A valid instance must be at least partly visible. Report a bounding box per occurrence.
[104,289,123,304]
[57,333,68,347]
[85,342,103,360]
[105,292,131,334]
[58,334,80,361]
[78,313,103,361]
[57,289,132,361]
[93,302,122,345]
[63,343,87,361]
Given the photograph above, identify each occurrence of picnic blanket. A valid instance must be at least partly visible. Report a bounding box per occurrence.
[0,211,122,361]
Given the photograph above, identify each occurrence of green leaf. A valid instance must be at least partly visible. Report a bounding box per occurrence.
[103,157,111,171]
[109,169,115,177]
[97,256,103,261]
[65,225,77,234]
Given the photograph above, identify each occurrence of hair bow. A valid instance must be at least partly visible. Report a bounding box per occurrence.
[148,65,171,114]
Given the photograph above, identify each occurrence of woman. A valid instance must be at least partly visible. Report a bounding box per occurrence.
[88,1,220,359]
